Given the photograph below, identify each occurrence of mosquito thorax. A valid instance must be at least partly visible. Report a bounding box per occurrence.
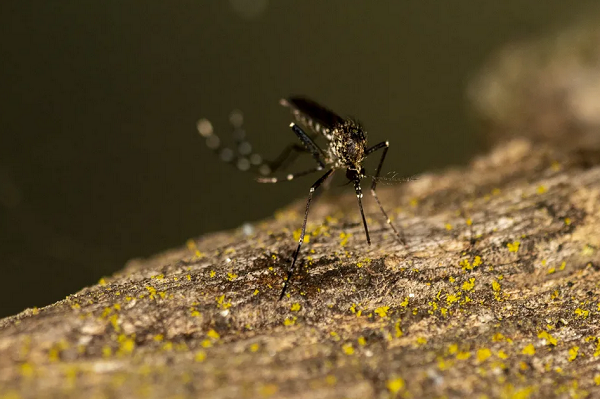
[330,120,367,168]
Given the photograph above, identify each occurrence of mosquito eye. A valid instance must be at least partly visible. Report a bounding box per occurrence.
[346,169,359,181]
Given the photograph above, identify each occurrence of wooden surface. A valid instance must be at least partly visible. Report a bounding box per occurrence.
[2,137,600,398]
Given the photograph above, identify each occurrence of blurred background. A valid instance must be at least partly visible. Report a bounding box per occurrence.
[1,1,597,318]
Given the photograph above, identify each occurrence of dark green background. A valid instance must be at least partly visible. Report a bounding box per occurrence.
[1,1,596,318]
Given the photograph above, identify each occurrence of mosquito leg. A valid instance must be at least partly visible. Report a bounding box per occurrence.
[197,116,268,174]
[289,123,326,168]
[267,143,307,172]
[279,169,335,300]
[366,141,406,245]
[354,180,371,245]
[258,123,327,182]
[256,165,323,183]
[265,122,324,172]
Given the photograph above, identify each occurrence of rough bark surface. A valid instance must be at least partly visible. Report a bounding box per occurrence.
[4,20,600,399]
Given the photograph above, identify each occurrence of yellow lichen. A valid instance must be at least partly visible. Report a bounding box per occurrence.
[349,303,363,317]
[102,346,112,358]
[521,344,535,356]
[448,343,458,355]
[507,241,520,253]
[437,357,454,371]
[145,286,157,300]
[339,232,351,246]
[477,348,492,363]
[207,329,220,340]
[290,303,301,312]
[446,293,460,305]
[117,335,135,355]
[19,363,34,378]
[492,333,506,342]
[375,306,389,318]
[342,343,354,355]
[109,314,120,332]
[537,331,557,346]
[227,272,237,281]
[519,361,528,370]
[395,320,403,338]
[216,295,232,309]
[386,377,405,394]
[462,278,476,291]
[574,308,589,319]
[568,346,579,362]
[195,350,206,362]
[583,244,596,256]
[259,384,278,397]
[284,316,297,326]
[459,259,472,271]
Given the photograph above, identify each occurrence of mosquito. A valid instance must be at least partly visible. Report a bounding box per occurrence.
[197,96,413,299]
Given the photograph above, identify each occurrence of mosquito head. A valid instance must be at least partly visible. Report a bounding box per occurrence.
[346,166,365,182]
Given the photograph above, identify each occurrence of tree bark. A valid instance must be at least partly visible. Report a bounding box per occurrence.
[4,20,600,399]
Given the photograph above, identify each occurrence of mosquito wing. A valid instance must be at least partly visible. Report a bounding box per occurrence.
[280,96,344,140]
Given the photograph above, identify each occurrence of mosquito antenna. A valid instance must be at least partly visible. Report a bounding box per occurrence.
[365,174,418,185]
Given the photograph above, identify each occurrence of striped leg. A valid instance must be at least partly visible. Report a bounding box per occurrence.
[197,113,272,175]
[279,169,334,300]
[198,113,324,177]
[366,141,406,245]
[256,166,324,184]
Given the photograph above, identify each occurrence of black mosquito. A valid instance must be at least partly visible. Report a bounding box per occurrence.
[198,97,412,299]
